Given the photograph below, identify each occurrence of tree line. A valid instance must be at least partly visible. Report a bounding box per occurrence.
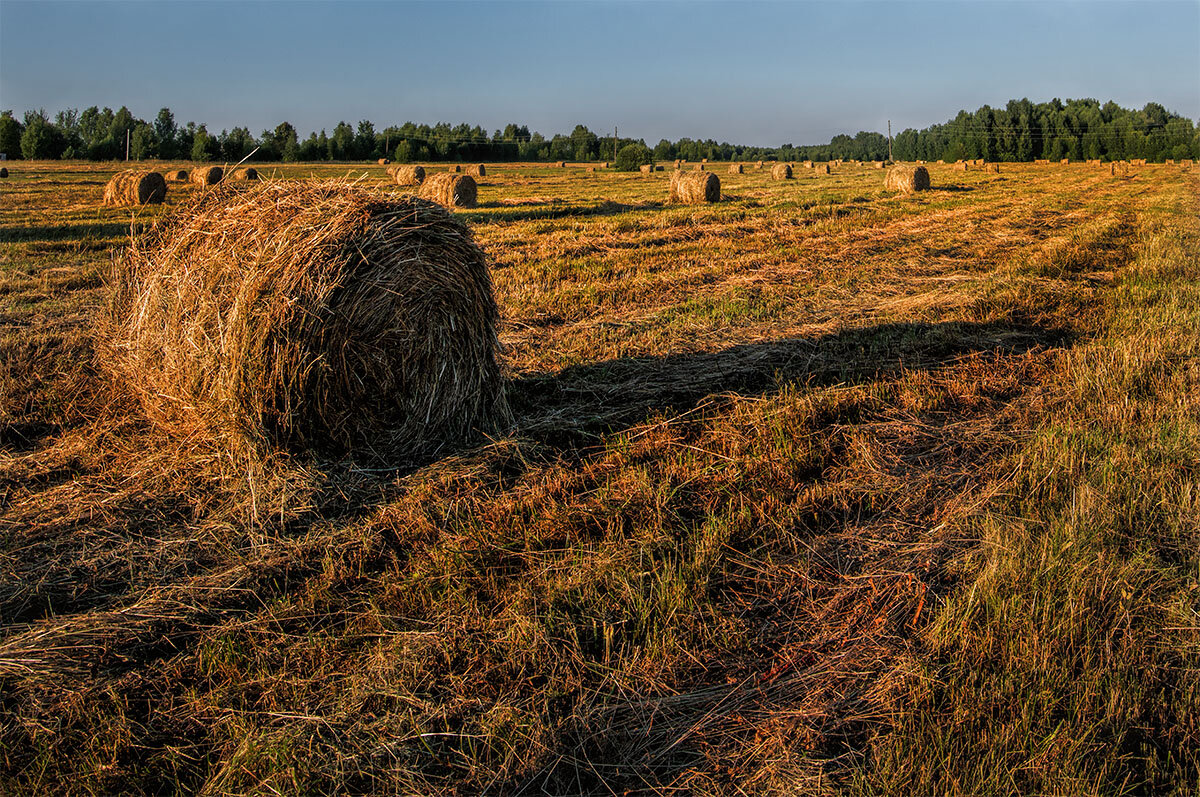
[1,98,1195,165]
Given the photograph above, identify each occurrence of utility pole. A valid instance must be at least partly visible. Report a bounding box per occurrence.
[125,129,130,161]
[614,127,618,162]
[887,120,892,163]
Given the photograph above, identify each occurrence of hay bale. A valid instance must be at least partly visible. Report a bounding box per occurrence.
[639,164,653,175]
[103,169,168,206]
[874,161,885,169]
[600,162,609,168]
[103,180,507,460]
[701,158,708,163]
[230,167,258,181]
[1166,159,1174,165]
[1182,159,1193,167]
[813,163,830,175]
[392,165,426,186]
[1060,158,1069,164]
[1034,159,1049,165]
[190,166,223,187]
[378,158,390,165]
[937,159,945,164]
[983,162,1000,173]
[1111,162,1130,176]
[556,161,566,168]
[0,167,8,178]
[729,163,743,174]
[669,170,720,203]
[464,164,486,177]
[756,160,764,169]
[771,163,792,180]
[884,165,931,194]
[164,169,188,182]
[418,172,477,208]
[448,164,462,173]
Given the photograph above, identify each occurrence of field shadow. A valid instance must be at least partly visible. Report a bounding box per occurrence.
[509,319,1068,449]
[0,221,135,243]
[464,200,662,224]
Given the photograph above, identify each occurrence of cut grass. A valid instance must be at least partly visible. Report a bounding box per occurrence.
[0,161,1196,794]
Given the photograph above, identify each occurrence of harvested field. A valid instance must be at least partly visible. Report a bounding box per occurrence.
[1,160,1198,796]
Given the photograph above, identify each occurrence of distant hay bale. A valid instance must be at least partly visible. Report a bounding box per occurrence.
[1034,159,1049,165]
[600,162,609,168]
[957,161,969,171]
[190,166,223,187]
[937,159,945,164]
[652,165,663,171]
[230,167,258,181]
[103,169,168,206]
[1165,159,1174,165]
[814,163,830,174]
[1111,162,1130,176]
[669,170,720,203]
[448,164,462,173]
[729,163,743,174]
[103,180,507,461]
[1060,158,1069,164]
[673,159,683,169]
[701,158,708,163]
[874,161,885,169]
[418,172,477,208]
[556,161,566,168]
[164,169,188,182]
[464,164,486,177]
[639,164,653,175]
[771,163,792,180]
[392,165,426,186]
[983,162,1000,173]
[696,163,706,171]
[1182,159,1193,167]
[756,160,764,169]
[802,161,813,168]
[378,158,390,165]
[884,165,931,194]
[0,167,7,178]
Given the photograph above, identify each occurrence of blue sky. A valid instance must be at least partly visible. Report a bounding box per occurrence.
[1,1,1197,146]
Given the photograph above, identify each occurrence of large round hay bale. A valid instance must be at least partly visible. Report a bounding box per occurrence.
[230,167,258,181]
[448,164,462,173]
[639,164,653,175]
[163,169,188,182]
[556,161,566,168]
[729,163,743,174]
[0,167,7,178]
[103,180,507,459]
[392,165,426,186]
[103,169,168,206]
[669,170,720,203]
[418,172,477,208]
[983,162,1000,173]
[874,161,885,169]
[813,163,830,175]
[465,164,486,177]
[884,165,931,193]
[190,166,223,187]
[771,163,792,180]
[378,158,390,165]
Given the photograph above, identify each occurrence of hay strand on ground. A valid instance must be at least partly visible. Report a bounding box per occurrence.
[418,172,477,208]
[103,170,168,206]
[669,170,720,203]
[102,179,508,461]
[885,165,931,193]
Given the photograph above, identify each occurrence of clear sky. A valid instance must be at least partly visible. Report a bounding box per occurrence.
[1,0,1197,146]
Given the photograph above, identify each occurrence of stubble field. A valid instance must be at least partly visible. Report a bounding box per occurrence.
[1,159,1197,794]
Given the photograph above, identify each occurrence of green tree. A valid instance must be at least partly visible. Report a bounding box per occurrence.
[0,111,23,159]
[129,122,156,159]
[154,108,177,159]
[20,110,65,159]
[613,142,651,171]
[191,124,213,161]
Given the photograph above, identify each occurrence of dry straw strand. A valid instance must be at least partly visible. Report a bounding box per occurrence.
[669,170,720,203]
[418,172,478,208]
[102,179,508,463]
